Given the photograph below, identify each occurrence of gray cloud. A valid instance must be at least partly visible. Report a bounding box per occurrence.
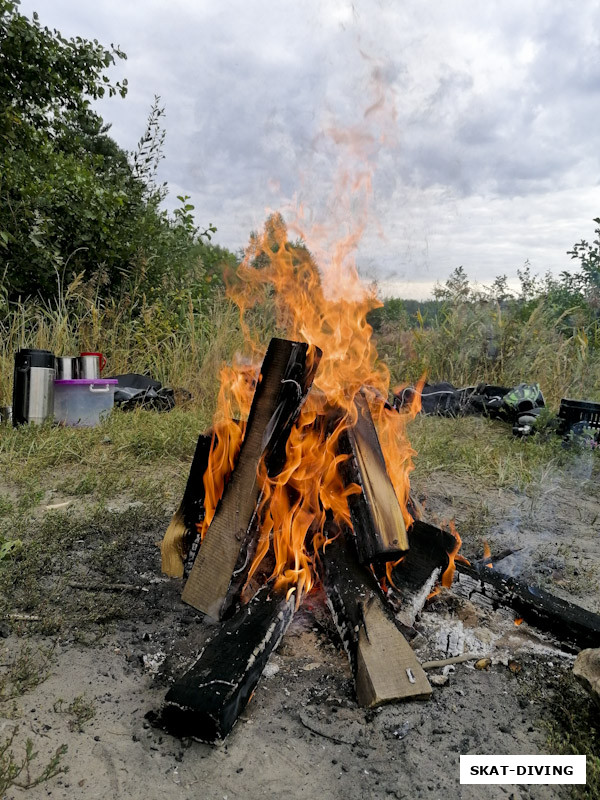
[17,0,600,297]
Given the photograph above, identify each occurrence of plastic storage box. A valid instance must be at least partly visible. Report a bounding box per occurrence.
[54,378,118,427]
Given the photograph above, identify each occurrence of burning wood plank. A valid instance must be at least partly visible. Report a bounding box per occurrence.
[338,392,409,565]
[155,585,294,744]
[161,433,213,578]
[321,533,432,707]
[385,520,457,628]
[182,338,321,619]
[454,560,600,651]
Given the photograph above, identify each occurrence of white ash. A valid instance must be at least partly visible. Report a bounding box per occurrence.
[414,602,576,668]
[142,650,167,674]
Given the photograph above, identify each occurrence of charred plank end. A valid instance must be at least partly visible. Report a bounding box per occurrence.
[182,338,321,619]
[455,561,600,651]
[386,519,457,626]
[339,392,408,565]
[161,433,213,577]
[155,586,294,744]
[321,534,431,707]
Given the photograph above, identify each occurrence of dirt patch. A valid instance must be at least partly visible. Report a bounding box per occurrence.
[1,461,599,799]
[415,458,600,613]
[0,610,576,800]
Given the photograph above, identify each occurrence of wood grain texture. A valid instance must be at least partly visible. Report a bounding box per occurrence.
[356,598,432,706]
[161,433,213,578]
[340,393,408,564]
[157,586,294,743]
[454,560,600,651]
[321,533,431,707]
[182,339,320,618]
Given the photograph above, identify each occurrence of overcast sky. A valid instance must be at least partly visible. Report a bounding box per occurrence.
[20,0,600,298]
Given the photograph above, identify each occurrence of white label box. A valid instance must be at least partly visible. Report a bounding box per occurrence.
[460,755,586,784]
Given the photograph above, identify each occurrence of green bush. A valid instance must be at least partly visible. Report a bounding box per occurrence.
[0,2,222,302]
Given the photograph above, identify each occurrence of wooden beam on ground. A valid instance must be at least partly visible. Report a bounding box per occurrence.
[454,561,600,651]
[338,392,409,565]
[182,339,321,619]
[321,533,431,707]
[155,586,295,744]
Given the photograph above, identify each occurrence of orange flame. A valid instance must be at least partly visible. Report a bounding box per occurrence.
[193,73,424,601]
[514,617,524,626]
[199,215,422,602]
[426,521,463,601]
[384,556,405,593]
[441,521,462,589]
[483,540,493,569]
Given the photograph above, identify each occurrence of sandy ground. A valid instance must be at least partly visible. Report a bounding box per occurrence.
[0,615,574,800]
[2,457,599,800]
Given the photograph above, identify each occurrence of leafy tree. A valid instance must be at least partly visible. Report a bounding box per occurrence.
[567,217,600,302]
[516,262,539,302]
[0,0,127,142]
[0,2,226,302]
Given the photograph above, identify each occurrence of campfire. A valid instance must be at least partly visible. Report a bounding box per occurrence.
[155,216,600,745]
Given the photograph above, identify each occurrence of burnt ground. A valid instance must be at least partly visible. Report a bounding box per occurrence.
[1,456,599,800]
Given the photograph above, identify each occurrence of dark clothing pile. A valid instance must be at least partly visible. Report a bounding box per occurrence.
[393,381,546,436]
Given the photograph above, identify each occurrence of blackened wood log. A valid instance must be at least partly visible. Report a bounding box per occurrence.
[455,561,600,651]
[473,547,522,568]
[338,392,409,565]
[182,338,321,619]
[161,433,213,577]
[156,586,294,744]
[220,500,263,618]
[321,534,431,706]
[386,520,457,627]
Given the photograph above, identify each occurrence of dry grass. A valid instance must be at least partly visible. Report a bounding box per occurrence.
[408,415,570,489]
[377,300,600,407]
[0,285,248,407]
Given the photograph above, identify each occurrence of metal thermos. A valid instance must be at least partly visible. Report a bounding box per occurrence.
[12,348,56,426]
[56,356,79,380]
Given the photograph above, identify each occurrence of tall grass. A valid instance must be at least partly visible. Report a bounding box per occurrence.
[2,275,600,410]
[377,299,600,407]
[0,278,249,408]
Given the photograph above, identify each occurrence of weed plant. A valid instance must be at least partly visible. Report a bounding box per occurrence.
[0,729,67,795]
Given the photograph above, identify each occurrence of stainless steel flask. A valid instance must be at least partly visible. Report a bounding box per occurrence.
[12,348,56,425]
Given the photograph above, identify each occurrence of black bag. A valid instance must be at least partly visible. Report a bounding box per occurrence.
[111,373,177,412]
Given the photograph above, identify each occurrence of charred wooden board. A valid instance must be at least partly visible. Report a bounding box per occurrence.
[385,520,456,627]
[156,586,294,744]
[338,393,409,565]
[182,338,321,619]
[321,534,431,706]
[455,561,600,651]
[161,433,213,578]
